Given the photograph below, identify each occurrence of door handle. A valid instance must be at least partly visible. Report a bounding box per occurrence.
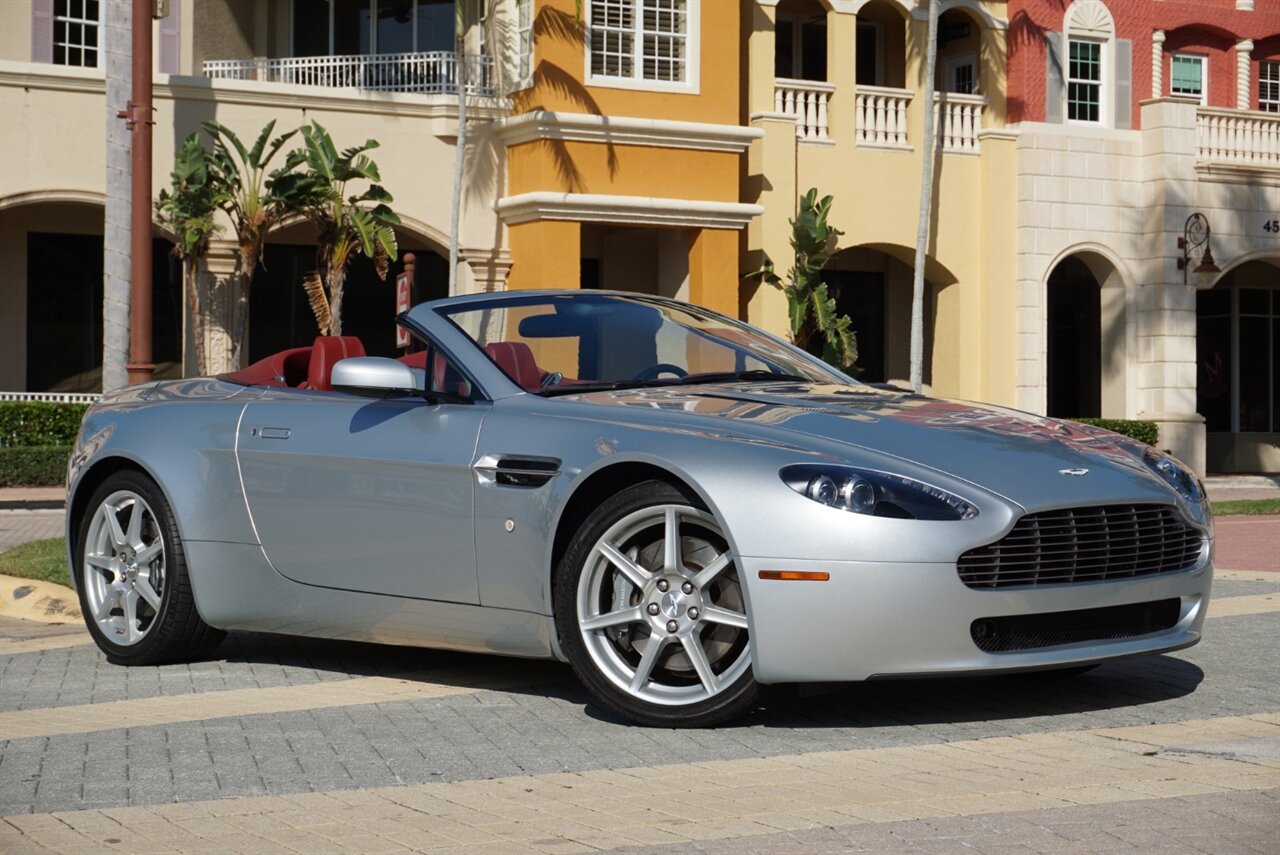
[253,427,292,440]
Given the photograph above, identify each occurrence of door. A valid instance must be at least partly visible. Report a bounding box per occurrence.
[237,393,487,603]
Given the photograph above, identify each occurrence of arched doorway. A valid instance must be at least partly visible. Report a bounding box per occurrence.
[250,222,449,362]
[1046,257,1101,418]
[1197,258,1280,472]
[822,245,948,389]
[1045,251,1128,420]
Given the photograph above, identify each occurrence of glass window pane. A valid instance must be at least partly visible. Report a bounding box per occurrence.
[1239,316,1270,432]
[375,0,414,54]
[1197,315,1232,432]
[334,0,373,55]
[416,0,453,52]
[799,19,826,82]
[293,0,330,56]
[1240,288,1269,315]
[1171,55,1203,96]
[775,19,794,78]
[1197,288,1231,316]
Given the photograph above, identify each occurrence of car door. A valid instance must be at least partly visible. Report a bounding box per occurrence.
[236,389,486,603]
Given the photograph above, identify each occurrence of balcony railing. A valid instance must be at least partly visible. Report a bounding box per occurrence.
[934,92,986,154]
[775,78,836,142]
[1196,107,1280,169]
[202,51,494,96]
[855,86,912,149]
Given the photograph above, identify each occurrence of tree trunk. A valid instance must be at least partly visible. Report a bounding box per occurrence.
[229,272,250,367]
[910,0,941,394]
[328,262,346,336]
[449,24,468,296]
[102,0,132,391]
[184,256,207,375]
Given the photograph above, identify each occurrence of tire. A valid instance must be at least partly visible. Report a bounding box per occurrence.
[554,480,758,727]
[75,471,225,665]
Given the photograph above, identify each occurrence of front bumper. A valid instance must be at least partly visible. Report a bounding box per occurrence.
[741,556,1211,683]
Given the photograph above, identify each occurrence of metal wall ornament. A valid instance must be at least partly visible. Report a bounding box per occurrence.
[1177,212,1222,286]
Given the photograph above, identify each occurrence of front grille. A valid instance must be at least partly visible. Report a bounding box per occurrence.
[957,504,1204,589]
[971,598,1182,653]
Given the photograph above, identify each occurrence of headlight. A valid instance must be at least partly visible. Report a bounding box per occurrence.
[781,464,979,521]
[1143,448,1205,503]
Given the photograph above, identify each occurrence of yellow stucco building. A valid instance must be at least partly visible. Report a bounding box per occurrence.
[498,0,761,319]
[745,0,1017,404]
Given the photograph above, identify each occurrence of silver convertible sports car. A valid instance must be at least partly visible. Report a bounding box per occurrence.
[67,291,1213,726]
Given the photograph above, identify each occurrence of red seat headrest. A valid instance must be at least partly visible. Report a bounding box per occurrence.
[306,336,366,391]
[485,341,542,391]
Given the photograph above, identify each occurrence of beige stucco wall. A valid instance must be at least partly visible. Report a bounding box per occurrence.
[0,0,32,64]
[0,59,510,386]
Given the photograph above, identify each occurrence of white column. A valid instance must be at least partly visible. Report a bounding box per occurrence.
[1151,30,1165,99]
[1236,39,1254,111]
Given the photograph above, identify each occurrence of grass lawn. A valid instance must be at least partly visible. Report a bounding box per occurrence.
[1212,498,1280,516]
[0,538,70,588]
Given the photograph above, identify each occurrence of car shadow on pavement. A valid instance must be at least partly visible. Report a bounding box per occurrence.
[742,655,1204,729]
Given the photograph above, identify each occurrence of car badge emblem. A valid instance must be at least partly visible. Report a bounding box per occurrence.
[1058,468,1089,476]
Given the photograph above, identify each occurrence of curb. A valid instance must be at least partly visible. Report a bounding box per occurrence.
[0,574,82,624]
[0,500,66,511]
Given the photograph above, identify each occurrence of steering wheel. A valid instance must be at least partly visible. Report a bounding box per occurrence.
[633,363,688,382]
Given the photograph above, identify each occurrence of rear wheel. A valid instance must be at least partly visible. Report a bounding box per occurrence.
[76,471,224,665]
[555,481,757,727]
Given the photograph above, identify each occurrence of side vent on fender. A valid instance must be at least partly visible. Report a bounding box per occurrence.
[475,455,561,488]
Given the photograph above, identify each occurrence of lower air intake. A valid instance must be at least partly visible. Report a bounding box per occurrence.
[971,598,1182,653]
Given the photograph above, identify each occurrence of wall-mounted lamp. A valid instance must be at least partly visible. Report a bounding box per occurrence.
[1176,212,1221,285]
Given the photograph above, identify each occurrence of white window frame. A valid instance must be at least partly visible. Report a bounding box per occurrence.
[1258,59,1279,112]
[53,0,100,68]
[1170,52,1207,104]
[1065,37,1106,125]
[514,0,534,89]
[585,0,700,94]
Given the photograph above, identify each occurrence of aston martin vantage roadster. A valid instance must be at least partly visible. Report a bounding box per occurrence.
[66,291,1213,726]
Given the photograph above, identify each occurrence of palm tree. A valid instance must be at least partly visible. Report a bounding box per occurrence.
[202,120,302,367]
[287,122,401,336]
[750,189,857,370]
[154,133,223,375]
[910,0,941,393]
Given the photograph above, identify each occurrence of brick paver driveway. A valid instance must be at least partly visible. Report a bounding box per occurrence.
[1,553,1277,851]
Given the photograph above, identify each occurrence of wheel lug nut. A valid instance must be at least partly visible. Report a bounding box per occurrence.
[656,580,669,592]
[647,603,660,615]
[666,620,679,633]
[681,581,694,594]
[688,607,700,620]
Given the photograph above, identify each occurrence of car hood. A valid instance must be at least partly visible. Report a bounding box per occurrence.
[566,382,1176,509]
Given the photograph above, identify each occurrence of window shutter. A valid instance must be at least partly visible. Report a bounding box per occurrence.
[1045,31,1063,123]
[1114,38,1132,129]
[159,6,181,74]
[31,0,53,63]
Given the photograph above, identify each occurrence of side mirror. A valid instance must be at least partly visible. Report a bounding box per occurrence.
[331,357,419,395]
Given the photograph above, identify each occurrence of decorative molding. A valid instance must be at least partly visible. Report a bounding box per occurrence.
[1064,0,1114,38]
[495,192,764,230]
[1152,30,1165,99]
[1236,40,1254,111]
[498,111,762,153]
[0,188,106,212]
[976,128,1020,141]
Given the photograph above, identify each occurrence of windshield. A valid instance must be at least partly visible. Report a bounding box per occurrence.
[438,293,845,395]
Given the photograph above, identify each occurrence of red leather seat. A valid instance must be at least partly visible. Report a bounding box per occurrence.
[305,336,366,391]
[397,350,470,397]
[485,342,543,391]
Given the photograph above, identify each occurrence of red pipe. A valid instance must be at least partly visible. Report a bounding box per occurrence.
[125,0,154,385]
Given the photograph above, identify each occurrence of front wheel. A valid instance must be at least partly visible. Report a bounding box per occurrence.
[76,471,224,665]
[555,481,757,727]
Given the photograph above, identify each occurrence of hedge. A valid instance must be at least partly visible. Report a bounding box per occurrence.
[0,402,89,448]
[0,447,71,487]
[1070,418,1159,447]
